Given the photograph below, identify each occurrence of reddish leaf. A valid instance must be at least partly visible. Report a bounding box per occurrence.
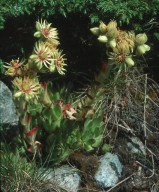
[26,114,31,124]
[25,127,38,136]
[41,82,47,90]
[63,102,71,112]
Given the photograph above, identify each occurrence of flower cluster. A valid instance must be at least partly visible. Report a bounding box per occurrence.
[90,20,150,66]
[4,19,67,103]
[4,20,68,156]
[30,19,67,74]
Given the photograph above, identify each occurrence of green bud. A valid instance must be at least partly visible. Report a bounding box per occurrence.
[136,45,146,55]
[135,33,148,45]
[90,27,100,36]
[136,44,150,55]
[108,39,116,48]
[125,57,135,66]
[30,55,37,60]
[99,21,107,34]
[43,87,52,105]
[37,62,42,70]
[34,31,41,38]
[14,91,22,97]
[49,64,56,72]
[107,27,118,39]
[98,35,108,43]
[143,44,150,51]
[36,21,41,31]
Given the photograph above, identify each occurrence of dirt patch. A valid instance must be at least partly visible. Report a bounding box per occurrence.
[69,129,159,192]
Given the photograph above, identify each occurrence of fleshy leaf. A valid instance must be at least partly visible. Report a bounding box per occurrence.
[25,127,38,136]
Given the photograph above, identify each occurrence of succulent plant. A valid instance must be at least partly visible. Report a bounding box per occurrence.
[81,116,105,151]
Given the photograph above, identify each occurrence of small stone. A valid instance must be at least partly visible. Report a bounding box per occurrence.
[127,136,146,155]
[39,165,81,192]
[94,152,123,188]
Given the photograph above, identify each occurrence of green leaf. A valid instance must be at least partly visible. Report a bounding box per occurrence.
[102,144,110,153]
[27,103,43,115]
[84,118,92,130]
[94,122,105,136]
[46,134,55,145]
[51,92,60,100]
[81,134,90,143]
[83,144,94,152]
[90,117,102,132]
[154,33,159,41]
[92,135,103,147]
[52,104,62,120]
[42,107,51,118]
[43,120,58,133]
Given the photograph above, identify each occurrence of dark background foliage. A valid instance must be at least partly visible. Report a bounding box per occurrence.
[0,0,159,84]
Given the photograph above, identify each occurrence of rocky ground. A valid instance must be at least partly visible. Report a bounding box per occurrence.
[67,74,159,192]
[1,73,159,192]
[67,129,159,192]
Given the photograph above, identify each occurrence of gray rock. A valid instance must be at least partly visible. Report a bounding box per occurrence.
[94,152,123,188]
[0,81,19,125]
[39,165,81,192]
[127,136,146,155]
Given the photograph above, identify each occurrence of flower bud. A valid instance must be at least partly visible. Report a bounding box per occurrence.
[37,62,42,70]
[34,31,41,38]
[135,33,148,45]
[107,27,118,39]
[98,35,108,43]
[108,39,116,48]
[99,21,107,34]
[136,44,150,55]
[107,21,117,31]
[136,45,146,55]
[90,27,100,36]
[36,21,41,31]
[14,91,22,97]
[125,57,135,66]
[49,64,56,72]
[143,44,150,51]
[30,55,37,60]
[41,83,52,106]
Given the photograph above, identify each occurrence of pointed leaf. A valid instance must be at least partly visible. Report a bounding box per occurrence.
[92,135,103,147]
[25,127,38,136]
